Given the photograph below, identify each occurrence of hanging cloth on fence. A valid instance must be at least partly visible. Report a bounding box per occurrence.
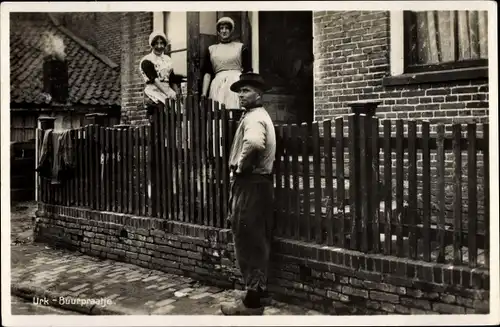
[36,129,75,184]
[36,129,53,179]
[58,130,75,182]
[51,130,75,184]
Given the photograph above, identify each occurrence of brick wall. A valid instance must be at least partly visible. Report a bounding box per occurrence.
[120,12,153,125]
[35,203,490,315]
[57,13,123,65]
[313,11,489,125]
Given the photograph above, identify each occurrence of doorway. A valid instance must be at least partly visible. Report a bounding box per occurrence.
[258,11,314,124]
[188,11,314,124]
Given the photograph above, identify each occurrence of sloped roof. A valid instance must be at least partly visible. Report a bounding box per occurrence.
[10,13,120,107]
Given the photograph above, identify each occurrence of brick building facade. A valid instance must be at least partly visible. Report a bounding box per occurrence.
[313,11,489,126]
[56,11,489,127]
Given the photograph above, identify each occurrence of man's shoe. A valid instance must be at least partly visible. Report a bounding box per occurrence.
[220,299,265,316]
[237,291,272,306]
[260,294,272,306]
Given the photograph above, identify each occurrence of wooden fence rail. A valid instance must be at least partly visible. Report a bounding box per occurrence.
[37,96,490,268]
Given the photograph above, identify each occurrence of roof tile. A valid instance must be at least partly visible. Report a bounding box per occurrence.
[10,14,120,107]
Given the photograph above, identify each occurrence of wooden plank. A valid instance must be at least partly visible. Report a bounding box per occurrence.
[127,128,133,214]
[189,96,197,224]
[371,117,380,253]
[78,128,85,207]
[323,120,334,246]
[395,119,404,257]
[312,122,322,244]
[80,127,85,206]
[36,128,41,203]
[55,131,61,205]
[359,115,369,252]
[383,120,392,256]
[185,97,193,223]
[287,124,297,238]
[65,130,71,207]
[348,114,359,250]
[98,127,104,210]
[121,128,128,213]
[467,123,478,268]
[94,126,101,210]
[291,124,300,240]
[207,100,214,226]
[111,127,117,213]
[70,129,76,206]
[145,125,152,217]
[407,120,417,259]
[335,117,346,248]
[200,97,208,226]
[85,125,91,208]
[282,125,291,237]
[62,131,67,206]
[170,100,179,220]
[134,127,140,216]
[421,121,431,261]
[151,108,160,217]
[177,101,185,221]
[183,98,191,222]
[103,127,109,210]
[140,126,147,217]
[214,102,222,227]
[452,123,463,265]
[436,124,446,263]
[104,128,110,211]
[116,128,123,213]
[194,94,203,225]
[157,104,166,218]
[301,122,311,241]
[95,125,101,210]
[483,123,489,268]
[274,125,283,236]
[221,106,229,227]
[165,100,174,220]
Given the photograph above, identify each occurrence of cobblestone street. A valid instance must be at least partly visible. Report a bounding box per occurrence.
[10,201,321,316]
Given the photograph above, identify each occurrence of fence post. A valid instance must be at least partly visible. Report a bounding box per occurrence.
[348,102,380,252]
[147,103,163,218]
[86,113,107,210]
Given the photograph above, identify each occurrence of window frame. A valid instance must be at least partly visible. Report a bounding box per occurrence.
[384,11,488,86]
[403,10,488,74]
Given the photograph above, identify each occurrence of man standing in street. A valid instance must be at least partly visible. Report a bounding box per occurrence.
[221,73,276,316]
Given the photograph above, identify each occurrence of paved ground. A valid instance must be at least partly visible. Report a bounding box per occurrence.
[10,201,322,316]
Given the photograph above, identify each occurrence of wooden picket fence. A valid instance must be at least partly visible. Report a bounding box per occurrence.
[37,95,490,269]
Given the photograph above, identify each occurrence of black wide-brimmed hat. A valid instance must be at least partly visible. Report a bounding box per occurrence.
[230,72,271,93]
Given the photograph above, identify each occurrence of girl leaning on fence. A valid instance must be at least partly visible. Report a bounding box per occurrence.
[140,31,184,108]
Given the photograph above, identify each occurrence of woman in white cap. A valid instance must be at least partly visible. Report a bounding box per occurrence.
[201,17,252,109]
[140,31,183,106]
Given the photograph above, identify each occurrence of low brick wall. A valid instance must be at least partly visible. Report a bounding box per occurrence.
[35,203,489,315]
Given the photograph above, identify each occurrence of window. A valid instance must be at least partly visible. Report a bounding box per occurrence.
[385,10,489,85]
[404,10,488,73]
[164,12,188,77]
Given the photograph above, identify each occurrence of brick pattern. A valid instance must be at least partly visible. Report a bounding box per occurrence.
[313,11,489,125]
[35,203,490,315]
[120,13,153,125]
[58,13,123,65]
